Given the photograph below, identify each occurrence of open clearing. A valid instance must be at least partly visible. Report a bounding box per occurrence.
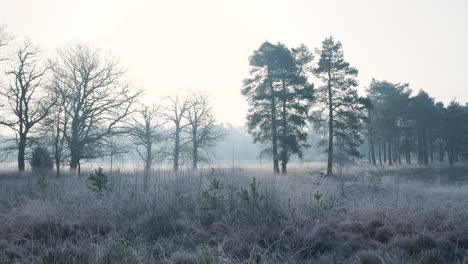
[0,164,468,264]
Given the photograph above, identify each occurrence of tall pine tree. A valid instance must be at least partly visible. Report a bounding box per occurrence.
[242,41,313,174]
[312,37,366,176]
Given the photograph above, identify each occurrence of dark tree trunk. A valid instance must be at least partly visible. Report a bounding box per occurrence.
[439,139,444,162]
[69,128,81,175]
[17,135,26,171]
[173,126,180,172]
[55,157,60,177]
[417,133,422,164]
[404,138,408,164]
[326,73,333,176]
[69,137,81,175]
[54,139,61,176]
[430,141,434,164]
[383,140,387,163]
[407,134,412,164]
[378,137,382,165]
[368,147,371,164]
[447,147,453,167]
[388,137,393,165]
[422,130,428,165]
[397,135,401,164]
[144,143,152,192]
[268,75,279,174]
[368,110,376,165]
[70,153,80,174]
[192,141,198,170]
[281,80,288,174]
[54,121,61,176]
[193,143,198,170]
[192,127,198,170]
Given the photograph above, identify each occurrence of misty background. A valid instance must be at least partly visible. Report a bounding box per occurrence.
[0,0,467,169]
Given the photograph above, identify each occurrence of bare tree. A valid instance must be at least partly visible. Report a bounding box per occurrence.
[129,103,166,191]
[185,90,224,169]
[0,40,54,171]
[162,91,190,172]
[52,43,142,174]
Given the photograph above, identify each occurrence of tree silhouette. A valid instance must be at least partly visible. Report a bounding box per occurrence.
[242,41,314,174]
[185,90,224,169]
[52,43,142,175]
[312,37,366,175]
[0,40,54,171]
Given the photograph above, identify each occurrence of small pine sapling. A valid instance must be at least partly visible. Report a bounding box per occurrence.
[87,167,109,192]
[238,177,263,218]
[202,176,224,210]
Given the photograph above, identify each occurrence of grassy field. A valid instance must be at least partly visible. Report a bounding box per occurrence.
[0,164,468,264]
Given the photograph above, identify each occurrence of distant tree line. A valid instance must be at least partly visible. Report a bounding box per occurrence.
[366,80,468,167]
[1,25,466,177]
[0,26,224,176]
[243,37,468,175]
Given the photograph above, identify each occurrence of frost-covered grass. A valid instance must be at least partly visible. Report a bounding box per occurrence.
[0,164,468,263]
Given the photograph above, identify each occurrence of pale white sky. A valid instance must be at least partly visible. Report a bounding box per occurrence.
[1,0,467,125]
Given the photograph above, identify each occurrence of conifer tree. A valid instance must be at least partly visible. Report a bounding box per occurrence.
[312,37,366,176]
[242,41,314,174]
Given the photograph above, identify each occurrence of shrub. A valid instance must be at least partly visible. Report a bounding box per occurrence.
[366,219,384,237]
[374,226,395,243]
[30,146,53,172]
[87,167,109,192]
[238,177,263,217]
[202,176,224,210]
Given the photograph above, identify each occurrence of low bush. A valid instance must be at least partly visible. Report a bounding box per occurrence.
[30,146,53,172]
[87,167,109,192]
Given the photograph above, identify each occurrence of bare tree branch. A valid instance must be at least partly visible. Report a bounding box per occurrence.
[185,90,225,169]
[0,39,54,171]
[129,103,166,190]
[162,90,190,172]
[51,43,143,174]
